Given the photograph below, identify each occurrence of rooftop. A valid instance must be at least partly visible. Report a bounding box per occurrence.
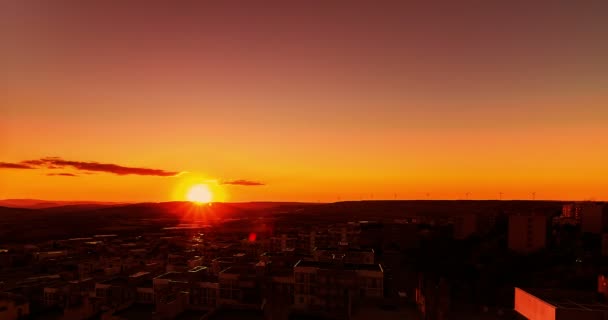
[129,271,150,279]
[294,260,383,272]
[188,266,208,273]
[175,310,209,320]
[155,270,217,283]
[220,265,257,276]
[314,247,374,253]
[206,309,263,320]
[519,288,608,312]
[0,292,28,305]
[156,272,189,281]
[112,303,155,319]
[67,237,94,241]
[101,278,129,287]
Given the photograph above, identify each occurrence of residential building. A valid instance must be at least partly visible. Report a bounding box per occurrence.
[293,260,383,319]
[42,283,68,307]
[562,204,582,221]
[328,223,361,247]
[415,273,450,320]
[602,234,608,257]
[218,265,261,309]
[580,202,606,234]
[452,214,477,240]
[270,234,297,252]
[508,213,549,254]
[34,250,68,261]
[94,278,135,309]
[514,287,608,320]
[0,293,29,320]
[313,247,374,265]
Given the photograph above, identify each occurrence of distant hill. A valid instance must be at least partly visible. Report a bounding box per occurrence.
[0,200,564,244]
[0,200,318,243]
[0,199,127,209]
[0,199,313,210]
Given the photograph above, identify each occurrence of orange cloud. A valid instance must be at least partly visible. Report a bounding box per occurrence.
[2,157,180,177]
[221,180,265,186]
[0,162,35,169]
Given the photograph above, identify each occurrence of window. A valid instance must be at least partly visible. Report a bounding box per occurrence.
[296,284,305,293]
[296,273,305,283]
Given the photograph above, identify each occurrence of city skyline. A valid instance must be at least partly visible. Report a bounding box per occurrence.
[2,2,608,202]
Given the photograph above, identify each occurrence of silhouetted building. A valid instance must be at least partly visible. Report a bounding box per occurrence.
[602,234,608,257]
[0,293,29,320]
[293,260,383,319]
[328,223,361,247]
[383,221,419,250]
[218,265,262,309]
[580,203,606,234]
[415,273,450,320]
[562,204,582,221]
[508,213,549,254]
[153,267,219,318]
[297,231,327,254]
[452,214,477,240]
[94,278,134,308]
[313,246,374,265]
[270,234,297,252]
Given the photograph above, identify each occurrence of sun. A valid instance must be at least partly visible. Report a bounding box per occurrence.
[173,174,227,203]
[186,184,213,204]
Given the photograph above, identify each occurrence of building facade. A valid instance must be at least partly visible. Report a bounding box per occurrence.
[508,213,548,254]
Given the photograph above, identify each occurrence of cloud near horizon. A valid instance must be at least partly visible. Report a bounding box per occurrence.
[0,162,35,169]
[47,173,78,177]
[221,179,265,186]
[1,157,180,177]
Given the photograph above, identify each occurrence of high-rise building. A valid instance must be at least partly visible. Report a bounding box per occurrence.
[580,203,605,234]
[508,213,548,254]
[453,214,477,240]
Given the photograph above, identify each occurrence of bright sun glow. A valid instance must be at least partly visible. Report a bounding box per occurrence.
[186,184,213,204]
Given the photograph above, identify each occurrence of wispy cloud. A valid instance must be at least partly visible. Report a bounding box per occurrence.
[0,162,35,169]
[221,179,265,186]
[1,157,180,177]
[47,173,78,177]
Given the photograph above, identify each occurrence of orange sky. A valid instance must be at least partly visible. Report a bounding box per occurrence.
[1,2,608,202]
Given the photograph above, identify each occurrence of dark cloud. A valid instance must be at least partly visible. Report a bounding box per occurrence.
[1,157,180,176]
[37,158,179,176]
[222,179,265,186]
[20,159,47,166]
[47,173,78,177]
[0,162,35,169]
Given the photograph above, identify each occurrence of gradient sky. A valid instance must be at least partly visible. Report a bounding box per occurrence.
[2,2,608,202]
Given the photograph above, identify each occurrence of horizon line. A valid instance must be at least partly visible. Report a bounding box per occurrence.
[1,198,605,204]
